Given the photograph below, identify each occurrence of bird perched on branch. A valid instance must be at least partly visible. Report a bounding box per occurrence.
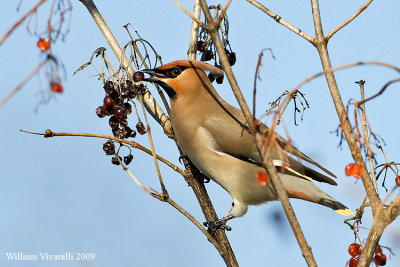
[139,59,353,231]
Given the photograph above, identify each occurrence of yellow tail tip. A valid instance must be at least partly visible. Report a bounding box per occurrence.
[335,209,355,217]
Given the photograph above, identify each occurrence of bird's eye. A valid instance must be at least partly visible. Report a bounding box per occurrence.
[171,67,182,77]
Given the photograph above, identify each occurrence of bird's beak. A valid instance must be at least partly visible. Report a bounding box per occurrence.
[141,69,166,82]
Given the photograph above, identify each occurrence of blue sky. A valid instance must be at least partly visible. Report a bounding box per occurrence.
[1,1,400,266]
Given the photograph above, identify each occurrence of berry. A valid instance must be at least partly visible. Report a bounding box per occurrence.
[375,244,382,254]
[345,163,362,178]
[109,116,119,129]
[123,102,132,115]
[345,163,356,176]
[50,82,63,93]
[113,128,126,139]
[119,115,128,127]
[136,121,147,135]
[103,96,115,108]
[395,176,400,187]
[102,140,115,155]
[204,49,214,61]
[103,81,115,94]
[349,257,359,267]
[111,155,122,165]
[227,52,236,66]
[113,106,124,119]
[132,71,145,82]
[373,253,387,266]
[348,243,362,257]
[96,106,106,118]
[197,40,207,52]
[37,38,50,52]
[124,154,133,165]
[353,164,363,178]
[216,75,224,84]
[125,126,136,138]
[257,171,269,187]
[208,73,216,83]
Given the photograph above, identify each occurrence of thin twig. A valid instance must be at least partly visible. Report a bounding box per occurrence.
[138,95,168,197]
[246,0,314,44]
[215,0,231,27]
[20,129,184,176]
[326,0,374,41]
[356,80,378,192]
[0,0,47,45]
[173,0,206,28]
[187,0,201,60]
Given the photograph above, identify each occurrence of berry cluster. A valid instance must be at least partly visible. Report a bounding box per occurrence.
[97,79,147,165]
[347,243,387,266]
[345,163,363,179]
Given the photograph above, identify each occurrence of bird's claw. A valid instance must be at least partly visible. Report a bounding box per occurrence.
[203,218,232,234]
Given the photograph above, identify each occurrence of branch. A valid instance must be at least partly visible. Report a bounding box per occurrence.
[187,0,201,60]
[200,1,317,266]
[173,0,206,28]
[246,0,314,44]
[20,129,184,176]
[326,0,374,41]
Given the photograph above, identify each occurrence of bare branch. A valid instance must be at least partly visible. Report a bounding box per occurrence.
[326,0,374,41]
[188,0,201,60]
[246,0,314,44]
[173,0,206,28]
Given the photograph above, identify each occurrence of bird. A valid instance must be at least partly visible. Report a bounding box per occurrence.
[139,59,354,229]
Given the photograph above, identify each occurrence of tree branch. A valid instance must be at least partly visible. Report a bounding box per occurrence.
[325,0,374,41]
[246,0,314,44]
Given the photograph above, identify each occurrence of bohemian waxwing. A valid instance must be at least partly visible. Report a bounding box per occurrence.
[140,60,354,223]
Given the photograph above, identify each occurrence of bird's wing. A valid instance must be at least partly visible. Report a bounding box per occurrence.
[201,100,337,185]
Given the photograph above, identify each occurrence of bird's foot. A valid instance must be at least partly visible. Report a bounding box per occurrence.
[203,215,234,235]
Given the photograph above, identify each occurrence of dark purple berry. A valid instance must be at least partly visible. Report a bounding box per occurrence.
[216,75,224,84]
[102,140,115,155]
[197,40,207,52]
[124,154,133,165]
[103,81,115,94]
[113,128,126,139]
[208,73,216,83]
[204,50,214,61]
[136,121,147,135]
[227,52,236,66]
[103,96,115,108]
[113,106,124,119]
[119,115,128,127]
[111,155,122,165]
[109,116,119,129]
[96,106,106,118]
[123,102,132,115]
[132,71,145,82]
[125,126,137,138]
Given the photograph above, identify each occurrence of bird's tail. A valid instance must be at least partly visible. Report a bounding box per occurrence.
[318,198,354,216]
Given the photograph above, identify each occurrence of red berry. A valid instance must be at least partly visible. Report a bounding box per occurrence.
[373,253,387,266]
[353,164,363,178]
[50,82,63,93]
[37,38,50,52]
[345,163,355,176]
[348,243,362,257]
[103,96,115,108]
[375,244,382,254]
[349,257,359,267]
[395,176,400,187]
[257,171,269,187]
